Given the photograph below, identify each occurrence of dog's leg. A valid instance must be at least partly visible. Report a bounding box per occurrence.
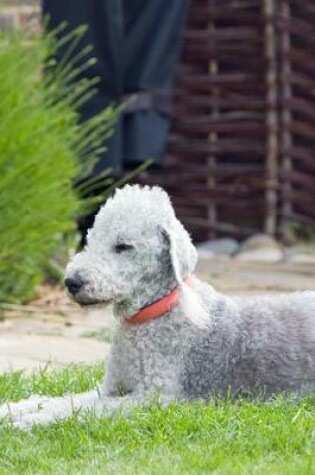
[0,395,53,420]
[7,390,175,430]
[1,389,100,430]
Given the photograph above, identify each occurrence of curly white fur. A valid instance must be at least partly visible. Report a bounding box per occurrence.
[1,184,315,430]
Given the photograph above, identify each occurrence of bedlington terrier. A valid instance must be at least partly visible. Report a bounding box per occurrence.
[1,185,315,429]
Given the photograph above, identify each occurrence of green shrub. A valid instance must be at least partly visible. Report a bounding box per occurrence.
[0,27,117,303]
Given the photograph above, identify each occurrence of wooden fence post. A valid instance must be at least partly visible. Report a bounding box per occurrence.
[264,0,279,236]
[279,0,293,243]
[207,0,219,239]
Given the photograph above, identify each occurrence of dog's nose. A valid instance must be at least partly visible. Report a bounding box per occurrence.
[64,276,85,295]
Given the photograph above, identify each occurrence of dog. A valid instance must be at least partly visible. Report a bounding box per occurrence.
[1,185,314,429]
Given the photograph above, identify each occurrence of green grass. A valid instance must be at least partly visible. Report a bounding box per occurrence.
[0,365,314,475]
[0,27,118,303]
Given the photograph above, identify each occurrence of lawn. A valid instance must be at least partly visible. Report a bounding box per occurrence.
[0,365,314,475]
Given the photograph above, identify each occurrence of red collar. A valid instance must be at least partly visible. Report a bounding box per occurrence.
[126,274,196,325]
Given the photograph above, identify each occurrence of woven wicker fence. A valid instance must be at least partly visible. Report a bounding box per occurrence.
[141,0,315,242]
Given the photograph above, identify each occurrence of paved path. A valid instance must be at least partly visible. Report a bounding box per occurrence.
[0,334,110,373]
[0,258,314,373]
[196,258,315,294]
[0,307,114,373]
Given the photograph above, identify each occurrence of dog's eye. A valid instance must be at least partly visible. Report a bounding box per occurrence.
[114,243,133,254]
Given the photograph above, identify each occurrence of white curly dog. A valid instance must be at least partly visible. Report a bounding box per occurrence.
[1,185,315,429]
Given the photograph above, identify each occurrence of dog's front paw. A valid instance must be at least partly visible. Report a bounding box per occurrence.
[2,390,100,429]
[0,396,49,423]
[7,404,64,430]
[0,402,12,422]
[13,410,58,431]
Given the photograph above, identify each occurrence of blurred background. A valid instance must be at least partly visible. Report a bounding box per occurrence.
[1,0,314,245]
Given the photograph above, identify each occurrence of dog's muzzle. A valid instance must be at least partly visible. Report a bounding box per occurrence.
[64,276,86,296]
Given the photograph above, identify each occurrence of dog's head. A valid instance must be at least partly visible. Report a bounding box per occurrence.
[64,185,199,318]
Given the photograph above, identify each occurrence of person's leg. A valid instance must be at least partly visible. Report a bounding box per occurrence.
[43,0,124,173]
[122,0,189,169]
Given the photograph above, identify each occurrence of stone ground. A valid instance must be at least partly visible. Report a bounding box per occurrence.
[0,257,314,373]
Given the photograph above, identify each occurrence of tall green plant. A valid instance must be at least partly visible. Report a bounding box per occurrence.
[0,27,117,302]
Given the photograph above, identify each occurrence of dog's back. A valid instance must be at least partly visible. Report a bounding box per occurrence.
[181,290,315,399]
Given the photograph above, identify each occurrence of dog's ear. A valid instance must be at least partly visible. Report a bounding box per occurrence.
[159,223,197,284]
[159,224,209,328]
